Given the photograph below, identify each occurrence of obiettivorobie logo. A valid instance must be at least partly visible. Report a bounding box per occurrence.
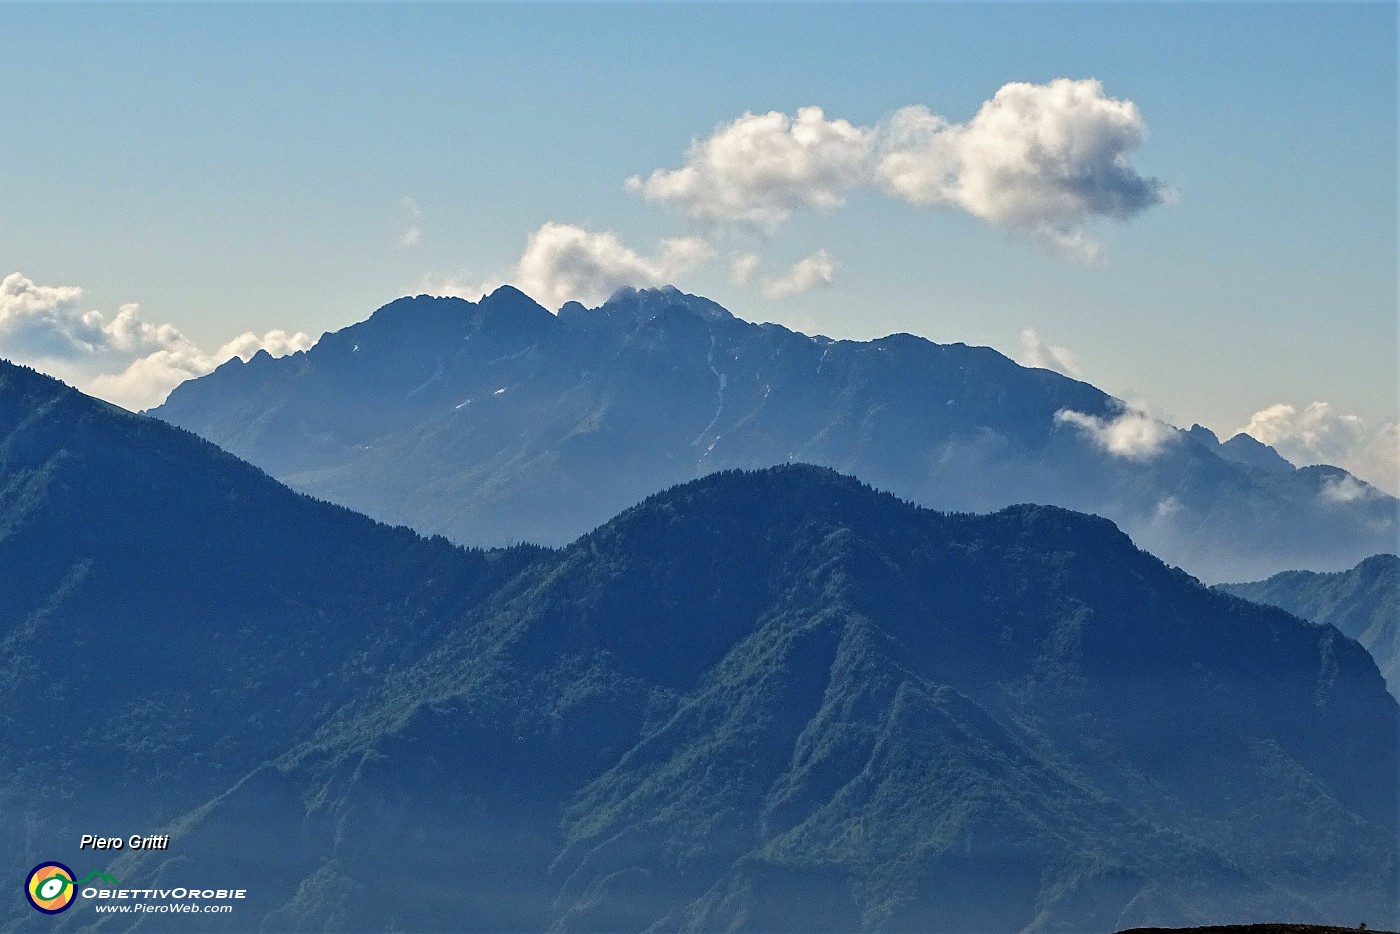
[23,862,246,917]
[24,863,119,915]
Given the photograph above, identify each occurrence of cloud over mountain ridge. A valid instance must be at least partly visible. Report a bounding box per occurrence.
[629,78,1172,259]
[0,272,311,409]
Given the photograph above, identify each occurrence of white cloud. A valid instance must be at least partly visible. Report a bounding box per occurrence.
[397,197,424,248]
[627,106,874,233]
[759,250,836,299]
[432,222,716,310]
[1241,401,1359,453]
[631,79,1169,259]
[1353,423,1400,496]
[729,253,761,286]
[1056,403,1174,460]
[877,79,1170,258]
[0,272,312,411]
[1240,401,1398,496]
[0,274,105,359]
[1320,474,1376,504]
[1016,328,1083,378]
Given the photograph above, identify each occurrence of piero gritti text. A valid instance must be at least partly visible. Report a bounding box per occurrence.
[80,834,170,851]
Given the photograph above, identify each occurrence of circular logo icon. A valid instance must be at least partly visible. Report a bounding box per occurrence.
[25,862,76,914]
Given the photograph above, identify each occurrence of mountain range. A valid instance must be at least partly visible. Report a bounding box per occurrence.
[2,360,1394,932]
[1218,554,1398,699]
[153,286,1398,583]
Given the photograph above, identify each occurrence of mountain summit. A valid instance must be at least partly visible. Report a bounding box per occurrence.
[154,287,1396,581]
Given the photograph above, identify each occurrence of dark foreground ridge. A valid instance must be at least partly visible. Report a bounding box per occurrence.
[1119,926,1396,934]
[153,285,1398,582]
[1,360,1395,932]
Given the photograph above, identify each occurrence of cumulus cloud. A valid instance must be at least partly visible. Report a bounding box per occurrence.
[627,106,874,233]
[760,250,836,299]
[1016,328,1083,378]
[1056,403,1174,460]
[434,222,716,310]
[0,273,312,411]
[1242,401,1360,453]
[876,79,1170,258]
[631,79,1169,259]
[1240,401,1398,496]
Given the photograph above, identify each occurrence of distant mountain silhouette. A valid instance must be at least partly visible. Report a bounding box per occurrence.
[2,361,1394,931]
[1219,554,1398,698]
[1185,424,1296,475]
[154,286,1397,582]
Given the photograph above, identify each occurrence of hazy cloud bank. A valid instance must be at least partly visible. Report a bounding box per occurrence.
[1241,401,1398,496]
[0,273,312,411]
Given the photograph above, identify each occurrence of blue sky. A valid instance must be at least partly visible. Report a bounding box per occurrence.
[1,3,1395,488]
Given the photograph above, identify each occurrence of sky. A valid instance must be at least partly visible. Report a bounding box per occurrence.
[1,2,1396,491]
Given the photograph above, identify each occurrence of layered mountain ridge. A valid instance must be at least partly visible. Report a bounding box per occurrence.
[155,285,1397,582]
[1,360,1394,932]
[1218,554,1399,698]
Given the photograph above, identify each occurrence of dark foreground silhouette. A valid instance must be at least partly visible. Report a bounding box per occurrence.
[1120,924,1396,934]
